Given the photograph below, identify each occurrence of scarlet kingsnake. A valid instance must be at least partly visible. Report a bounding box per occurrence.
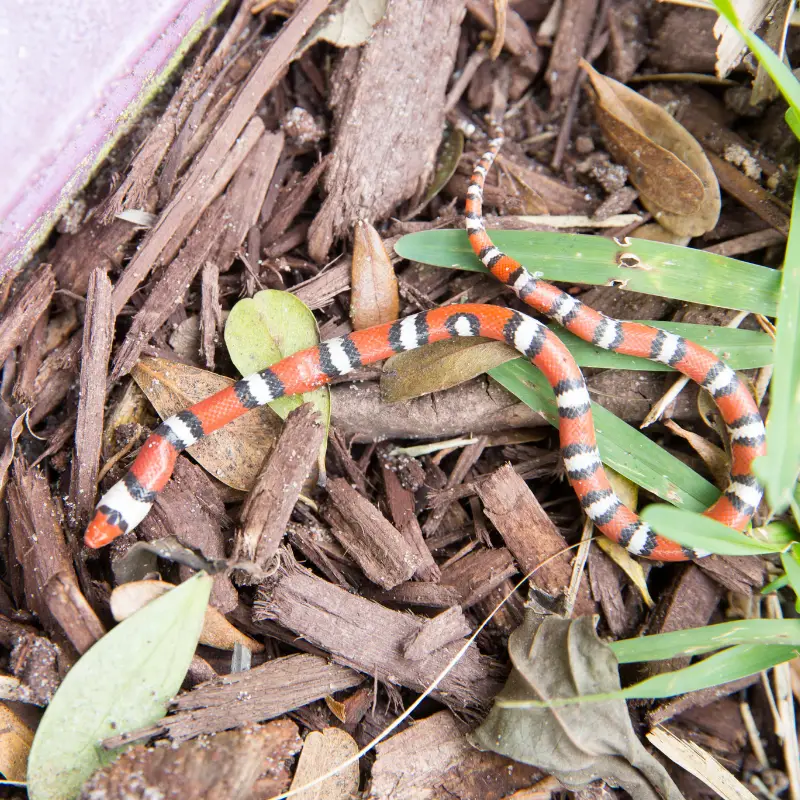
[86,128,767,561]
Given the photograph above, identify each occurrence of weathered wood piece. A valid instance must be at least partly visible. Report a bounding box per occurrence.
[7,458,104,653]
[477,464,594,614]
[234,404,325,578]
[104,654,361,745]
[368,710,544,800]
[324,478,421,589]
[380,453,440,581]
[308,0,465,261]
[0,265,55,366]
[83,720,301,800]
[137,457,237,613]
[402,607,471,661]
[254,557,499,710]
[112,130,281,377]
[69,269,114,529]
[439,547,518,608]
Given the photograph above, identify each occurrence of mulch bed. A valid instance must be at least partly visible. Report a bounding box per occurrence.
[0,0,797,797]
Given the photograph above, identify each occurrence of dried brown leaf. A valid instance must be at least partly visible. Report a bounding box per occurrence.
[471,612,684,799]
[0,703,33,782]
[350,220,400,330]
[382,338,518,403]
[663,419,730,489]
[131,357,282,491]
[582,61,720,236]
[289,727,359,799]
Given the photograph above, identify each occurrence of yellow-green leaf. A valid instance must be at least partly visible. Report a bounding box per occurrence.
[224,290,331,472]
[27,574,211,800]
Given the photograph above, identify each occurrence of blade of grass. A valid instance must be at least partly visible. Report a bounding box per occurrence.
[780,547,800,612]
[641,505,799,555]
[621,644,799,700]
[609,619,800,663]
[489,360,719,510]
[552,322,772,372]
[755,171,800,513]
[497,644,800,707]
[394,230,781,316]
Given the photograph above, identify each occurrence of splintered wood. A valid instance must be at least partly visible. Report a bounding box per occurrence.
[234,404,325,576]
[255,557,500,710]
[477,464,594,614]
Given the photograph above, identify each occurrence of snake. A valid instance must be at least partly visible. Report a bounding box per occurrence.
[85,127,767,561]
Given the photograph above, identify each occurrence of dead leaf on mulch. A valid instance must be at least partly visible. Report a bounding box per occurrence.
[382,338,518,403]
[110,580,265,653]
[0,703,33,782]
[470,612,685,800]
[351,219,400,329]
[581,61,720,237]
[131,357,283,491]
[289,727,360,799]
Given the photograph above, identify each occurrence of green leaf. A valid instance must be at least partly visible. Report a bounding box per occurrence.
[552,321,772,372]
[755,172,800,513]
[609,619,800,663]
[780,546,800,612]
[394,230,781,316]
[27,574,211,800]
[489,360,719,511]
[620,644,799,700]
[641,505,798,555]
[224,290,331,467]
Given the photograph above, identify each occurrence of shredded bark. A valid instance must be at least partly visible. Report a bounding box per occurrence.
[368,710,544,800]
[323,478,422,590]
[308,0,465,262]
[200,261,223,369]
[7,458,104,653]
[68,269,114,529]
[642,564,722,676]
[82,720,301,800]
[110,0,330,311]
[254,555,500,710]
[112,130,280,377]
[439,546,518,608]
[402,607,472,661]
[379,449,440,581]
[234,404,325,578]
[477,464,594,614]
[547,0,599,105]
[0,265,55,367]
[105,654,361,745]
[136,457,237,613]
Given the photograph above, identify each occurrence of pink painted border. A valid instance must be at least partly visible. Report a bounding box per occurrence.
[0,0,229,279]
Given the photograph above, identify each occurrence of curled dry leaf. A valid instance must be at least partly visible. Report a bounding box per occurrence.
[407,124,464,218]
[581,61,720,236]
[0,702,33,782]
[664,419,730,489]
[289,727,359,800]
[132,357,283,491]
[351,220,400,330]
[470,612,684,800]
[111,580,264,653]
[382,338,519,403]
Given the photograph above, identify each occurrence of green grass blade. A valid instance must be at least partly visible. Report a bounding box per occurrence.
[489,360,719,510]
[641,505,798,555]
[780,547,800,612]
[395,230,781,316]
[610,619,800,663]
[620,644,799,700]
[552,322,772,372]
[756,172,800,513]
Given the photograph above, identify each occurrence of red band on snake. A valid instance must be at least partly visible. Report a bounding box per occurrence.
[86,128,766,561]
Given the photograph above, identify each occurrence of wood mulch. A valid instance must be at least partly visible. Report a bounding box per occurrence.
[0,0,797,797]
